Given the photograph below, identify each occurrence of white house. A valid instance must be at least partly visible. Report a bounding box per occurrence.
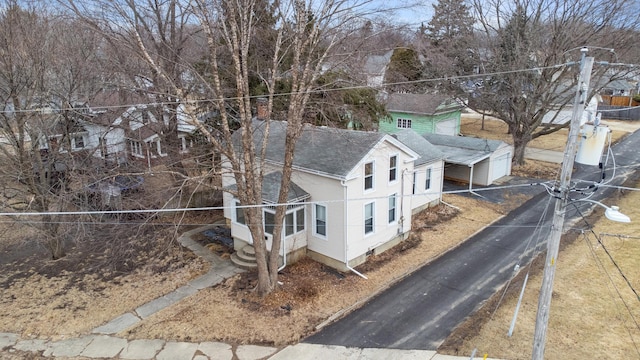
[222,120,445,272]
[363,50,393,88]
[77,102,204,164]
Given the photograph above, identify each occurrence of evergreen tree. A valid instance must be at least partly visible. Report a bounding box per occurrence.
[425,0,477,78]
[384,47,424,93]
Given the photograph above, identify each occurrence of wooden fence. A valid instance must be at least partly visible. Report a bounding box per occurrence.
[600,95,640,107]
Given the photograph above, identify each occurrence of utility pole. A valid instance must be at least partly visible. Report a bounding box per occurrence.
[531,48,594,359]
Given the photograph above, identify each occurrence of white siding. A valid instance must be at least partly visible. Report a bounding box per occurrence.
[411,159,444,211]
[83,123,126,162]
[342,141,414,263]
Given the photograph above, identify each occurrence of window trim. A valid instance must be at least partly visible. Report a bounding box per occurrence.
[389,155,398,183]
[284,206,306,237]
[71,134,86,150]
[388,193,397,224]
[314,203,327,238]
[364,161,374,191]
[397,118,412,129]
[412,171,417,195]
[234,200,246,226]
[263,209,275,236]
[364,201,375,235]
[129,139,144,157]
[425,168,432,191]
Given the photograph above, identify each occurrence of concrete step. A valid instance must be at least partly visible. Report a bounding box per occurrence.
[236,249,256,262]
[230,253,258,270]
[242,245,256,257]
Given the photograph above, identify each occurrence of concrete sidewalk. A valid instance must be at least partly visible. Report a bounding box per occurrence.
[1,332,501,359]
[524,147,563,163]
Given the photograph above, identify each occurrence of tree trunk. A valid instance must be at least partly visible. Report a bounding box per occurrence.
[511,126,531,166]
[43,216,65,259]
[47,237,66,260]
[512,139,527,165]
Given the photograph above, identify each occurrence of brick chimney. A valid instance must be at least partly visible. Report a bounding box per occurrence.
[256,97,268,120]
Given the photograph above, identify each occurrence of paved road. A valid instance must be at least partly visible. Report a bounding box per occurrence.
[305,130,640,350]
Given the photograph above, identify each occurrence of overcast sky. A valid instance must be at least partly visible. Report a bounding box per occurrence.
[363,0,436,29]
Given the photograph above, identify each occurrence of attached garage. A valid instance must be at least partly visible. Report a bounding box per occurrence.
[422,134,513,189]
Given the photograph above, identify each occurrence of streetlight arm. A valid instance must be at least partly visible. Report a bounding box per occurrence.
[571,198,631,223]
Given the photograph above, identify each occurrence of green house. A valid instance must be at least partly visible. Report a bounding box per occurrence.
[379,93,464,136]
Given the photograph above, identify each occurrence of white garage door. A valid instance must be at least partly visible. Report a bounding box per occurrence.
[492,153,510,181]
[435,119,457,136]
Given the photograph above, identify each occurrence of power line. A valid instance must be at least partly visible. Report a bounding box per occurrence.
[580,231,640,356]
[0,181,550,217]
[0,178,635,219]
[0,62,582,115]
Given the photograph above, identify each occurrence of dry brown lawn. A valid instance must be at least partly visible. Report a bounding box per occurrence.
[460,115,629,152]
[1,116,637,358]
[123,195,505,346]
[0,194,506,348]
[440,181,640,359]
[0,225,209,340]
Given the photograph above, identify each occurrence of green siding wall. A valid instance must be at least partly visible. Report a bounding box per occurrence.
[379,110,461,136]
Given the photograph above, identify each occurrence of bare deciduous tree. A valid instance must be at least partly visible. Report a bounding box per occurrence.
[67,0,380,295]
[0,3,102,259]
[468,0,639,164]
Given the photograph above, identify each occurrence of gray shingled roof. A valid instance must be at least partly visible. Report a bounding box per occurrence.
[386,93,463,115]
[423,133,505,152]
[261,171,310,204]
[245,120,388,179]
[392,129,443,166]
[226,171,310,204]
[422,133,507,166]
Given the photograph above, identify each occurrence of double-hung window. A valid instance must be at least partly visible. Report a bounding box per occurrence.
[264,211,275,236]
[412,172,417,195]
[364,161,374,191]
[284,207,305,236]
[364,202,375,234]
[388,194,397,223]
[72,135,85,150]
[234,200,246,225]
[130,140,143,157]
[389,155,397,182]
[425,168,432,190]
[315,204,327,237]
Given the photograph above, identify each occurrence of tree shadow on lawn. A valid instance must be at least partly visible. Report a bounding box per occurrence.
[0,223,198,292]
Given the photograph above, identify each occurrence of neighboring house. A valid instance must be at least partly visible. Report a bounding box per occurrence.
[363,50,393,88]
[37,115,92,155]
[82,102,204,165]
[380,93,464,136]
[222,120,444,272]
[423,133,512,190]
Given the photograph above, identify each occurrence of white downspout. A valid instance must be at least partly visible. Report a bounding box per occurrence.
[342,180,368,279]
[468,164,473,193]
[278,229,286,271]
[399,169,408,234]
[468,164,482,197]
